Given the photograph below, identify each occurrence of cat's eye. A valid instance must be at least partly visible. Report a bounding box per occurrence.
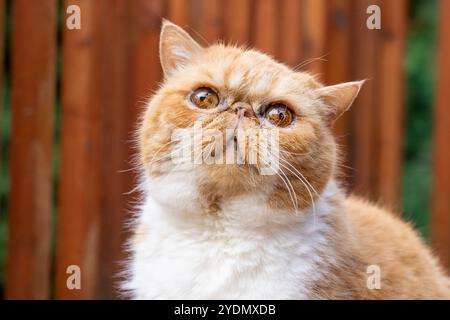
[190,87,219,109]
[265,103,294,127]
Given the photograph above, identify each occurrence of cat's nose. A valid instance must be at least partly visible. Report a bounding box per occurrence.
[230,102,254,118]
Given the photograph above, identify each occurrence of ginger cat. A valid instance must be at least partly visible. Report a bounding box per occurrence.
[122,20,450,299]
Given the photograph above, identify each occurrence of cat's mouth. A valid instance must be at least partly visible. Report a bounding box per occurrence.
[207,135,238,157]
[228,123,246,165]
[222,131,244,164]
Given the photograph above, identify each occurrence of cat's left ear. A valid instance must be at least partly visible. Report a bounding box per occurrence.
[160,19,203,77]
[316,80,365,124]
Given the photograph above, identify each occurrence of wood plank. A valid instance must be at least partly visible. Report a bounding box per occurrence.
[96,0,130,299]
[301,0,327,77]
[168,0,189,27]
[6,0,56,299]
[376,0,407,209]
[325,0,352,181]
[432,0,450,270]
[349,0,380,198]
[223,0,251,45]
[129,0,164,102]
[0,0,4,145]
[197,0,222,44]
[252,0,279,57]
[118,0,165,299]
[56,0,103,299]
[57,0,163,299]
[127,0,165,190]
[279,0,303,67]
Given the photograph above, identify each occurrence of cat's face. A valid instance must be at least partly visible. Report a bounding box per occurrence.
[138,20,362,214]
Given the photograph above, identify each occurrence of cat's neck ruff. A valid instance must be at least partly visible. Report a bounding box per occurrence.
[125,175,346,299]
[140,170,342,231]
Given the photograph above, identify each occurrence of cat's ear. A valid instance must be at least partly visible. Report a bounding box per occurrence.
[316,80,365,124]
[159,19,202,77]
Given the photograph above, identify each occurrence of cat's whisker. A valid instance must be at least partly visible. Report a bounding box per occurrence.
[118,140,177,174]
[292,55,329,72]
[258,156,299,213]
[275,162,299,208]
[118,164,142,174]
[185,25,211,47]
[279,149,311,156]
[278,158,320,198]
[265,147,316,218]
[118,164,141,173]
[280,148,356,172]
[276,159,317,222]
[168,141,214,173]
[147,150,176,166]
[123,184,142,196]
[248,163,258,188]
[147,140,201,174]
[278,154,320,224]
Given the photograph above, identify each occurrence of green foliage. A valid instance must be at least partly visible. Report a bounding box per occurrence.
[0,0,12,299]
[402,0,437,239]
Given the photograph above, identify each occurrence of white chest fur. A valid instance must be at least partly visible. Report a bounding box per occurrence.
[123,179,338,299]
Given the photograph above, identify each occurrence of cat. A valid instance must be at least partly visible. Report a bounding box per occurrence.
[121,20,450,299]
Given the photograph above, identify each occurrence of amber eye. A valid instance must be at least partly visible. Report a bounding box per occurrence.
[190,87,220,109]
[265,103,294,127]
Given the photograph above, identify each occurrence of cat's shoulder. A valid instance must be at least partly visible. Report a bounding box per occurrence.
[342,195,450,299]
[343,195,421,244]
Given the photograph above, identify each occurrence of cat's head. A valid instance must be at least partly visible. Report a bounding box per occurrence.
[138,20,362,215]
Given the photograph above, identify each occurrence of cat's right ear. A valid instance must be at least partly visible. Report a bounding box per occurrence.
[159,19,202,77]
[315,80,365,125]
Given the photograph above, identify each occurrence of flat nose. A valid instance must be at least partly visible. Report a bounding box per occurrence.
[230,102,254,118]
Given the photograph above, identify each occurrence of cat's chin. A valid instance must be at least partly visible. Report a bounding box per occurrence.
[143,162,275,214]
[199,163,269,188]
[193,164,278,210]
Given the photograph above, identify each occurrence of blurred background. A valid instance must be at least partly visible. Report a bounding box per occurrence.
[0,0,449,299]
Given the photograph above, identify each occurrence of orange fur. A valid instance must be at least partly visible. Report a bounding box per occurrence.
[307,193,450,299]
[134,21,450,299]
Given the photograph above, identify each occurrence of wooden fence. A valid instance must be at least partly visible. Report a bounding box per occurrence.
[1,0,449,299]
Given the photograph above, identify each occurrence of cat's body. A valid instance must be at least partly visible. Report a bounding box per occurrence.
[122,20,450,299]
[125,177,449,299]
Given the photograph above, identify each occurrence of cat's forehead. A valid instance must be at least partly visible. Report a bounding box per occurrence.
[194,45,319,100]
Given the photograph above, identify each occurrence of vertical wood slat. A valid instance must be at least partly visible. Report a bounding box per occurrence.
[125,3,165,298]
[129,0,164,109]
[56,0,134,299]
[252,0,279,57]
[223,0,251,45]
[167,0,189,27]
[325,0,352,180]
[349,0,380,198]
[325,0,352,86]
[376,0,407,209]
[279,0,302,67]
[127,0,165,221]
[301,0,327,77]
[0,0,4,141]
[56,0,103,299]
[97,0,130,299]
[56,0,165,299]
[6,0,56,299]
[127,0,164,210]
[432,0,450,270]
[197,0,223,43]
